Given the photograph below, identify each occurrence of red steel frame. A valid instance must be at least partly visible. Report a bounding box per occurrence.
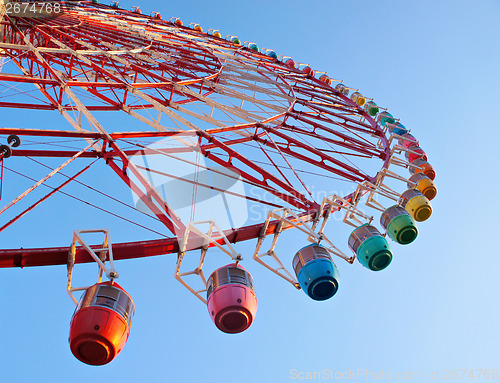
[0,2,392,268]
[0,153,4,201]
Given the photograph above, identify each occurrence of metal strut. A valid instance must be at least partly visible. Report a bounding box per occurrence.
[175,220,242,304]
[67,229,118,306]
[252,202,362,290]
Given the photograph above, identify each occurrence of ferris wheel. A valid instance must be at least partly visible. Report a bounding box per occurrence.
[0,0,437,365]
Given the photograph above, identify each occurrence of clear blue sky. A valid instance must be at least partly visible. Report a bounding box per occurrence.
[0,0,499,382]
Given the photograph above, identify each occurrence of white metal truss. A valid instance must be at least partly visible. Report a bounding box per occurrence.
[21,25,290,133]
[0,1,8,63]
[253,206,352,289]
[175,220,242,304]
[348,129,429,214]
[58,13,291,130]
[0,0,7,22]
[374,130,423,177]
[314,194,374,230]
[378,129,423,169]
[354,180,400,213]
[67,229,118,306]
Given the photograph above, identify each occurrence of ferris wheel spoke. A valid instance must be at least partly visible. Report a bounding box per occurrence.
[282,122,374,178]
[255,140,295,190]
[171,87,257,125]
[172,81,286,125]
[0,139,97,217]
[0,159,95,234]
[221,61,289,89]
[133,163,283,209]
[294,111,375,145]
[291,83,350,105]
[117,137,298,202]
[296,101,374,134]
[295,97,359,116]
[9,41,64,91]
[5,34,135,118]
[2,163,170,239]
[253,129,368,183]
[288,113,375,153]
[197,133,314,210]
[24,156,145,210]
[202,150,309,211]
[261,130,315,199]
[210,82,289,115]
[279,124,382,158]
[9,59,61,108]
[216,77,293,104]
[105,143,185,235]
[0,76,54,106]
[216,70,294,102]
[23,27,211,106]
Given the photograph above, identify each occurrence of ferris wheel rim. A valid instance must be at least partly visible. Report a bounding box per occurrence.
[0,1,396,268]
